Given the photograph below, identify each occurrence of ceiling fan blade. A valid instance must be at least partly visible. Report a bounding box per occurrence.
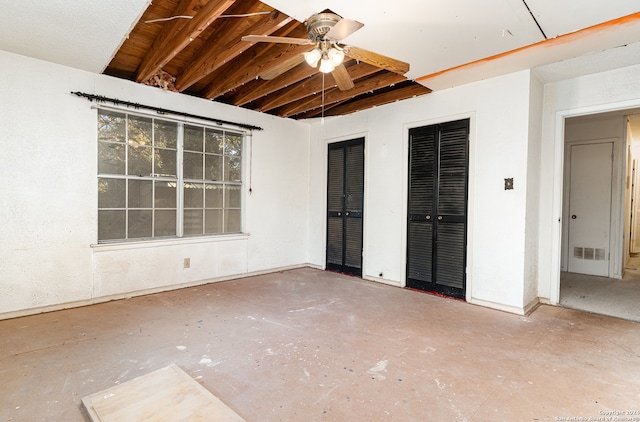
[326,18,364,40]
[241,35,314,45]
[343,45,409,75]
[331,63,355,91]
[261,54,306,80]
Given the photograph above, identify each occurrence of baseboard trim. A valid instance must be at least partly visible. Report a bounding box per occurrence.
[362,274,402,287]
[470,297,528,316]
[0,264,320,321]
[523,297,541,315]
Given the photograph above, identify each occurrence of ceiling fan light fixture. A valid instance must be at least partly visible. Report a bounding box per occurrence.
[328,47,344,66]
[304,48,322,67]
[319,57,335,73]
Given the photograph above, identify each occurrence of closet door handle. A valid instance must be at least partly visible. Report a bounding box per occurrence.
[437,216,443,221]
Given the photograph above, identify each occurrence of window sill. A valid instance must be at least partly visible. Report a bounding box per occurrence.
[91,233,250,252]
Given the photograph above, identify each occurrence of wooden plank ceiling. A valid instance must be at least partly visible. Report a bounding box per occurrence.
[105,0,431,120]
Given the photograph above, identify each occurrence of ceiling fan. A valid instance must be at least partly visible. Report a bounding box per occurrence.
[242,12,410,91]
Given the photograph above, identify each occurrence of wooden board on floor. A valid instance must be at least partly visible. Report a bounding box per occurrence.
[81,364,245,422]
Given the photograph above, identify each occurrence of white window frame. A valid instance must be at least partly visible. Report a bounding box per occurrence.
[96,106,246,243]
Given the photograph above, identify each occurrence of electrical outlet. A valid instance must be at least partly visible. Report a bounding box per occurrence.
[184,258,190,269]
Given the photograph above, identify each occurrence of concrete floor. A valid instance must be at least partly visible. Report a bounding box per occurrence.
[1,268,639,421]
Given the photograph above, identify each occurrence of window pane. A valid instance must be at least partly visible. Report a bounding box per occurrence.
[184,183,204,208]
[98,142,125,175]
[128,210,152,238]
[154,121,177,149]
[184,209,203,235]
[155,181,176,208]
[205,154,223,181]
[205,184,223,208]
[225,185,241,208]
[205,209,223,234]
[97,113,243,243]
[98,210,125,240]
[98,111,125,143]
[128,179,152,208]
[128,116,152,146]
[205,129,223,154]
[224,209,241,233]
[224,156,241,182]
[154,148,176,177]
[128,145,153,176]
[184,125,204,152]
[98,178,125,208]
[184,152,203,180]
[154,210,176,237]
[225,133,242,156]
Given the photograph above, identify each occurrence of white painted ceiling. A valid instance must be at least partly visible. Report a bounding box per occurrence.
[0,0,638,88]
[0,0,150,72]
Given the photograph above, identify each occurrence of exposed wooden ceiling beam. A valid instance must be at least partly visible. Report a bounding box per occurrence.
[136,0,236,83]
[230,57,364,106]
[133,0,199,81]
[277,71,405,117]
[172,0,262,90]
[293,98,351,119]
[229,61,320,106]
[255,72,336,112]
[106,0,431,119]
[257,62,382,112]
[259,54,305,80]
[202,44,312,99]
[200,25,313,99]
[321,83,431,117]
[278,90,334,118]
[175,5,292,91]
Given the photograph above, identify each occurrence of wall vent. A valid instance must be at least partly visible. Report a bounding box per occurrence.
[573,247,606,260]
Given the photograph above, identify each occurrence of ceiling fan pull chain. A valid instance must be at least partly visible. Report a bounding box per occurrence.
[321,71,325,125]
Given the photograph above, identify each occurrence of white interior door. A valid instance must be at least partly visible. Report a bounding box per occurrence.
[567,142,613,276]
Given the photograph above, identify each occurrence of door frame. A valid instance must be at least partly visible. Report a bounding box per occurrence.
[561,138,618,277]
[550,102,636,304]
[401,112,476,302]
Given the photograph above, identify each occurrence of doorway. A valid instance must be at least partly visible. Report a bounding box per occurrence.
[559,110,640,321]
[326,138,364,276]
[406,119,469,299]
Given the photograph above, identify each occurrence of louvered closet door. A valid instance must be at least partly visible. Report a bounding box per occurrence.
[407,119,469,299]
[326,139,364,276]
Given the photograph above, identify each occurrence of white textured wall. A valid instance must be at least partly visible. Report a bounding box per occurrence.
[538,62,640,303]
[308,70,538,314]
[523,74,544,309]
[0,50,310,317]
[11,45,637,317]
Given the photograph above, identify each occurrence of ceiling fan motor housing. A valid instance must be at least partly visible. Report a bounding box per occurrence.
[306,13,341,41]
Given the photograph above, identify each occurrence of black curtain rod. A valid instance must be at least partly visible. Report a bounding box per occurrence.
[71,91,263,131]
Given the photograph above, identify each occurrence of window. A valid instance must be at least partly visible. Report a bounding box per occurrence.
[97,109,243,242]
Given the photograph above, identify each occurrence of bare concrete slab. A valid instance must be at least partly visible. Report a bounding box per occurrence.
[1,268,639,421]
